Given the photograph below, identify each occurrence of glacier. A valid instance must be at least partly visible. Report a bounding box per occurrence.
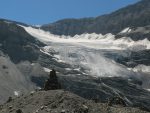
[20,26,150,79]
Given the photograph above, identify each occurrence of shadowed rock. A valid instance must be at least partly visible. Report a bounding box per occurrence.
[44,69,61,90]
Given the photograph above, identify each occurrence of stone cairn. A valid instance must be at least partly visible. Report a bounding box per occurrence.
[44,69,61,90]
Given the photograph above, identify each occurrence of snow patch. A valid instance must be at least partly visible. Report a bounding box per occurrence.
[65,68,72,71]
[120,27,132,33]
[14,91,21,97]
[146,89,150,92]
[43,67,51,73]
[74,68,80,71]
[128,65,150,73]
[31,63,35,66]
[40,49,52,56]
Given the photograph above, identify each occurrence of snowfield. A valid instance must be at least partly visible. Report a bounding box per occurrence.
[22,26,150,50]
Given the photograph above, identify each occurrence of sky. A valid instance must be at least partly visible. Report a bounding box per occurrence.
[0,0,140,25]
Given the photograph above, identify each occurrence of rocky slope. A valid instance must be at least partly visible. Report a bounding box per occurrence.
[0,53,34,103]
[0,20,48,103]
[0,90,149,113]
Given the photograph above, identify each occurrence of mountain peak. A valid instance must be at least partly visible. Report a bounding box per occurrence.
[41,0,150,36]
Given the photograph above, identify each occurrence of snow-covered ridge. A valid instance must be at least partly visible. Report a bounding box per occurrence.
[21,26,150,50]
[21,25,116,42]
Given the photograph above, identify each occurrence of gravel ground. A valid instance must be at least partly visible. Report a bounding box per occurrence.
[0,90,149,113]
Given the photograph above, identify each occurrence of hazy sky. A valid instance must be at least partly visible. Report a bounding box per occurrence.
[0,0,140,25]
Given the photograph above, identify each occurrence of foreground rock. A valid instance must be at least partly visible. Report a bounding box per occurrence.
[0,90,149,113]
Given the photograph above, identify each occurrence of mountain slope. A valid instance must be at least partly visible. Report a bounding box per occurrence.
[41,0,150,36]
[20,25,150,111]
[0,53,36,103]
[0,20,48,103]
[0,0,150,112]
[0,20,45,63]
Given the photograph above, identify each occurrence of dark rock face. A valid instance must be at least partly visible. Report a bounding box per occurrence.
[41,0,150,36]
[0,20,45,63]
